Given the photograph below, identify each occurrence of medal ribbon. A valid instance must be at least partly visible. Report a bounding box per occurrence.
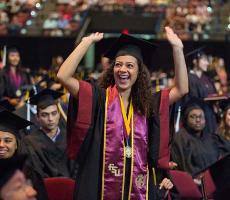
[102,86,148,200]
[119,95,133,138]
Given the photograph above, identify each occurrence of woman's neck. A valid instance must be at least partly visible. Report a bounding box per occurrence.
[194,67,203,78]
[118,88,131,113]
[10,66,17,73]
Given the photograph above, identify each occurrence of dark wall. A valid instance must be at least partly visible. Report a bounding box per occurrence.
[0,36,75,69]
[95,38,230,72]
[0,36,229,73]
[88,10,163,34]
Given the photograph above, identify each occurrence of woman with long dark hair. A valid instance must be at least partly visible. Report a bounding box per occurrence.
[1,48,30,108]
[57,27,188,199]
[218,100,230,142]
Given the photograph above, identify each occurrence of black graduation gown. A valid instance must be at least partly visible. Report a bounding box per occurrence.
[177,71,218,134]
[1,68,30,98]
[171,128,230,177]
[210,154,230,200]
[188,72,216,98]
[67,80,170,200]
[23,128,70,178]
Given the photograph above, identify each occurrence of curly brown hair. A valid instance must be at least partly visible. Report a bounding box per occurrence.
[218,110,230,142]
[99,58,154,117]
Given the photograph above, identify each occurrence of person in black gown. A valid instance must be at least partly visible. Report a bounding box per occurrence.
[1,47,31,108]
[57,27,188,200]
[23,89,70,178]
[175,47,218,134]
[171,98,230,177]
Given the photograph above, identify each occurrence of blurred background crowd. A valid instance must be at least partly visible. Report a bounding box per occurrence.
[0,0,230,200]
[0,0,229,38]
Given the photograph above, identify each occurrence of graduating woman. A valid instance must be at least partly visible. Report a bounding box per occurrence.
[57,27,188,200]
[1,48,30,108]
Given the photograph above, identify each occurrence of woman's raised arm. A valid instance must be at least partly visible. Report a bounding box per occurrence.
[57,32,104,98]
[165,26,189,105]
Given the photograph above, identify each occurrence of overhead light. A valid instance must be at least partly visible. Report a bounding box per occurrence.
[21,29,27,34]
[26,20,32,26]
[227,24,230,30]
[30,10,37,17]
[207,6,212,13]
[36,3,41,9]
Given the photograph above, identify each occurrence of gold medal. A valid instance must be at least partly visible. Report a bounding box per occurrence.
[119,95,133,159]
[16,89,22,97]
[125,145,132,158]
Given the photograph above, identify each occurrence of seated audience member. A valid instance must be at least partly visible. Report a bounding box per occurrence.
[179,47,217,134]
[23,89,70,178]
[171,98,230,177]
[0,106,47,200]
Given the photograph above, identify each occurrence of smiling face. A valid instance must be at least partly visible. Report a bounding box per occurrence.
[8,51,20,67]
[113,55,139,92]
[0,131,17,159]
[197,55,209,72]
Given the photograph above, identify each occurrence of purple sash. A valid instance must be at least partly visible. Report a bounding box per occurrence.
[101,86,148,200]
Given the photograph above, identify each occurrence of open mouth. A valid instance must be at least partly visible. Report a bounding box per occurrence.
[118,74,130,82]
[0,149,8,155]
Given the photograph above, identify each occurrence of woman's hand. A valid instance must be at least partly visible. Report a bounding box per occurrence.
[82,32,104,43]
[57,32,103,98]
[165,26,183,49]
[159,178,174,190]
[169,161,178,169]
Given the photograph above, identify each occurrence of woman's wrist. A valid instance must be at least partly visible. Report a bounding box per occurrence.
[81,36,94,45]
[172,45,184,51]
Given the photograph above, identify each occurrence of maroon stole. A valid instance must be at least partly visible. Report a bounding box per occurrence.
[67,81,93,160]
[101,86,148,200]
[66,81,171,199]
[158,89,170,169]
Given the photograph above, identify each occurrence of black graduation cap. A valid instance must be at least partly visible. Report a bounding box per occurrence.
[182,97,206,118]
[104,34,157,70]
[185,46,206,59]
[0,106,32,135]
[185,46,207,69]
[7,46,20,54]
[29,88,63,109]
